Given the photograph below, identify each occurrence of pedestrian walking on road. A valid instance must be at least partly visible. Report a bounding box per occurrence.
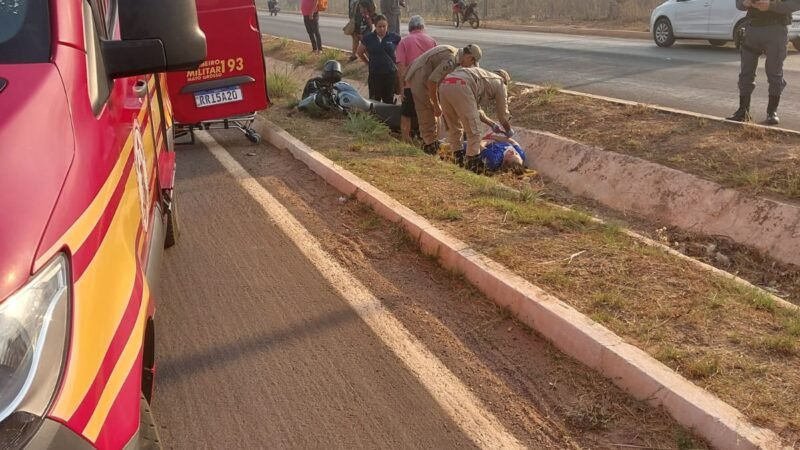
[380,0,404,34]
[396,15,438,142]
[727,0,800,125]
[404,44,481,154]
[348,0,361,60]
[438,67,513,171]
[301,0,323,53]
[357,14,402,104]
[350,0,377,62]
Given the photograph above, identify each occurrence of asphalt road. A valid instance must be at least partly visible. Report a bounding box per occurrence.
[152,134,485,449]
[260,13,800,130]
[151,128,694,449]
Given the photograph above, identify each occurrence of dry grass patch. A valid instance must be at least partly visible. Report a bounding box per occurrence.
[263,35,352,72]
[266,69,300,99]
[263,97,800,443]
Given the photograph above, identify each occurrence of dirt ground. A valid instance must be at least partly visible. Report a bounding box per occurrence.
[213,128,711,449]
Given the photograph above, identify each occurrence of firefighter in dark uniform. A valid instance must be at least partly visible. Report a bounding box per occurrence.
[727,0,800,125]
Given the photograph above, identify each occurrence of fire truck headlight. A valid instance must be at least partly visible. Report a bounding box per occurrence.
[0,254,69,449]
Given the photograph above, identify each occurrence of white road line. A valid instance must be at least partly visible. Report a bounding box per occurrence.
[198,131,524,450]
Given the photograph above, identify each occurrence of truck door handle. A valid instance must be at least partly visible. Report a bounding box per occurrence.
[133,80,148,98]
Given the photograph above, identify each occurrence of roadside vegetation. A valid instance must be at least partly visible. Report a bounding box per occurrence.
[263,35,800,443]
[266,69,300,99]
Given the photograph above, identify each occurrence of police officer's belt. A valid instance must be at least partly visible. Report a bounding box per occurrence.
[443,77,467,85]
[748,14,791,26]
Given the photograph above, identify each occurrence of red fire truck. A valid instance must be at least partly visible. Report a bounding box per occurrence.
[168,0,270,144]
[0,0,266,448]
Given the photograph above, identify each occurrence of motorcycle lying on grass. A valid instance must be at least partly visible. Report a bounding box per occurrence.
[298,60,402,131]
[452,0,480,29]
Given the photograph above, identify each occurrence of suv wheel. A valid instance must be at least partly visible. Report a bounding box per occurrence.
[654,18,675,48]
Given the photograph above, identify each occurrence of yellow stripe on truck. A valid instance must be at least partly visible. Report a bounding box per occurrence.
[51,169,142,420]
[83,281,150,442]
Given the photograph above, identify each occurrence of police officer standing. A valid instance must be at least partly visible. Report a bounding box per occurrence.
[727,0,800,125]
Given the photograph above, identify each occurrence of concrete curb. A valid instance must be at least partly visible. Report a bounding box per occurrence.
[514,128,800,268]
[264,9,651,41]
[255,116,786,450]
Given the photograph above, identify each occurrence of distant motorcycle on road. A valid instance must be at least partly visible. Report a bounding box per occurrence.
[452,0,480,29]
[268,0,280,16]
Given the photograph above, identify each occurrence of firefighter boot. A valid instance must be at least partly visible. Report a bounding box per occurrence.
[766,95,780,126]
[726,95,751,122]
[465,155,484,174]
[453,149,466,167]
[422,141,440,155]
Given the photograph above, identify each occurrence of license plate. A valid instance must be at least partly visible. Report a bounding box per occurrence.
[194,86,243,108]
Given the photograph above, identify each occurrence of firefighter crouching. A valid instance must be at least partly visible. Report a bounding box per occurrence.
[727,0,800,125]
[404,44,481,154]
[439,67,513,172]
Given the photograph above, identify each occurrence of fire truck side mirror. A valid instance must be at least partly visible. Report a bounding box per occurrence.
[101,39,168,79]
[117,0,207,72]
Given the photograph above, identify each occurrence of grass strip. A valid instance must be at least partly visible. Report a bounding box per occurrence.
[263,98,800,443]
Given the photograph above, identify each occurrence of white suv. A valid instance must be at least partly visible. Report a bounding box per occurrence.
[650,0,800,49]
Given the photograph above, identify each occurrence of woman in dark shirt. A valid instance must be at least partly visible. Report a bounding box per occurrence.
[356,14,401,104]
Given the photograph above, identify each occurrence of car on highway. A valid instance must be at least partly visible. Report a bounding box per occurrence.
[650,0,800,49]
[0,0,205,448]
